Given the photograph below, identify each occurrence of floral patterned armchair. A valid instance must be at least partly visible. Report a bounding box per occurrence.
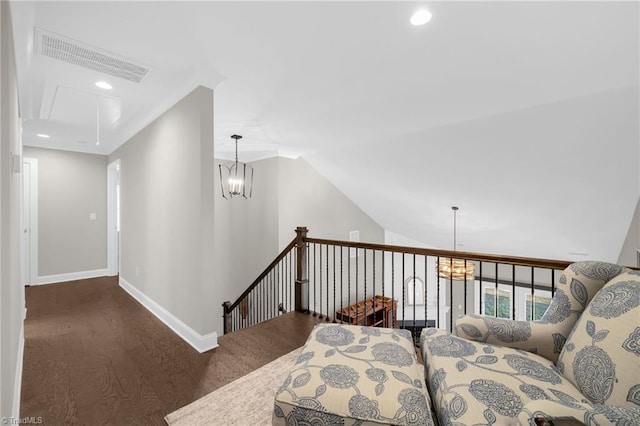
[454,261,626,362]
[420,261,640,425]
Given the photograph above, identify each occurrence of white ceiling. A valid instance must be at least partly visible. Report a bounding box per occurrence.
[10,1,640,263]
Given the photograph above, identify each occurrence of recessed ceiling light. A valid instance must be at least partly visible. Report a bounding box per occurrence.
[95,81,113,90]
[36,133,50,138]
[411,9,432,26]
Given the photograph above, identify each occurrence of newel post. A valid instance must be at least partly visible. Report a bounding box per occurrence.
[295,226,309,313]
[222,301,232,334]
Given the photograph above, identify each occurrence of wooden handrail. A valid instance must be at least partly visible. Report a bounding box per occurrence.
[224,238,296,313]
[304,237,573,270]
[222,227,638,334]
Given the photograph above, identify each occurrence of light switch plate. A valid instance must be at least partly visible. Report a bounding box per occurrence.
[12,154,21,173]
[90,213,97,221]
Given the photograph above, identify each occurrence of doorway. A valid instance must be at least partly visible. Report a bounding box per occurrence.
[21,157,38,286]
[107,159,121,276]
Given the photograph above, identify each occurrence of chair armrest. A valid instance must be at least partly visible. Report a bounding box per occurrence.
[517,399,640,425]
[454,314,569,362]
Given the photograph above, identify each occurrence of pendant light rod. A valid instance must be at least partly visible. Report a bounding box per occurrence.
[231,134,242,166]
[452,206,459,251]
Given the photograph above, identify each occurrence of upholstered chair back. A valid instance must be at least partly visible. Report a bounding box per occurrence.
[537,261,627,355]
[557,270,640,407]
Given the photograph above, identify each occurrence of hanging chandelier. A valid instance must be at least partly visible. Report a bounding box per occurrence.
[219,134,253,199]
[437,206,475,280]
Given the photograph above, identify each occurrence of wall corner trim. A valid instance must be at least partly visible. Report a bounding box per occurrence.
[119,277,218,353]
[12,324,25,419]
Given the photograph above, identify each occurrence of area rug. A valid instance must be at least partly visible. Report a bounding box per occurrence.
[165,348,301,425]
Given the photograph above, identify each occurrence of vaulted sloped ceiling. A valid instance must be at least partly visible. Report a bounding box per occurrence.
[10,1,639,263]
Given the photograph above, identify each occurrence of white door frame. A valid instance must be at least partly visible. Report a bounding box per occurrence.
[107,159,120,276]
[21,157,38,286]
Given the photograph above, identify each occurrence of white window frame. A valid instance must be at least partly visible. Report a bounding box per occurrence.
[404,276,425,306]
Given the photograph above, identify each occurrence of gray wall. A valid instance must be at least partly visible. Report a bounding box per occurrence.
[213,157,280,310]
[277,157,384,248]
[109,86,384,337]
[209,154,387,334]
[109,86,217,336]
[213,156,385,332]
[618,197,640,267]
[1,1,24,417]
[23,147,107,277]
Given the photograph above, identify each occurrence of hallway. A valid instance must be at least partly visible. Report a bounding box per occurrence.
[21,277,322,425]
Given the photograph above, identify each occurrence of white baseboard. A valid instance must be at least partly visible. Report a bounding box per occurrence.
[12,324,24,418]
[33,268,109,285]
[119,277,218,353]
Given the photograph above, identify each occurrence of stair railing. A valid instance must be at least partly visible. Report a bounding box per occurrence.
[221,238,297,334]
[222,226,618,336]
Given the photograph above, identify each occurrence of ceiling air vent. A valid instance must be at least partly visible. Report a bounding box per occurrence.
[34,28,150,83]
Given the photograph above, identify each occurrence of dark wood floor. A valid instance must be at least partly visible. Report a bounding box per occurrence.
[21,276,325,425]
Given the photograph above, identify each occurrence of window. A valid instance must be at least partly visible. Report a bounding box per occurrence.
[525,291,551,321]
[482,287,512,319]
[404,276,425,306]
[477,277,555,321]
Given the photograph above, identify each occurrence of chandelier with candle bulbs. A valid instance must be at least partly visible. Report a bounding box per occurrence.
[219,134,253,199]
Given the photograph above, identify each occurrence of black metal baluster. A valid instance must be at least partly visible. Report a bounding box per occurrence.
[402,254,406,328]
[530,267,535,320]
[424,255,428,327]
[494,263,498,317]
[333,245,337,323]
[381,251,385,309]
[364,249,368,321]
[355,247,359,325]
[326,244,329,321]
[391,253,395,327]
[319,244,324,319]
[551,269,556,297]
[479,262,483,315]
[512,264,516,320]
[340,246,344,323]
[313,243,317,317]
[464,259,468,315]
[371,250,376,326]
[412,253,416,332]
[436,256,440,328]
[348,246,351,323]
[449,258,453,332]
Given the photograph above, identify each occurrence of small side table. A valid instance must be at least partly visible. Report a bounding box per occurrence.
[397,319,436,346]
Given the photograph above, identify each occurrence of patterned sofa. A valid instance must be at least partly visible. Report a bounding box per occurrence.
[420,261,640,425]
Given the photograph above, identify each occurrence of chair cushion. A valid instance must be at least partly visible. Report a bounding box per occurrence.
[557,270,640,408]
[421,328,588,425]
[273,323,434,425]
